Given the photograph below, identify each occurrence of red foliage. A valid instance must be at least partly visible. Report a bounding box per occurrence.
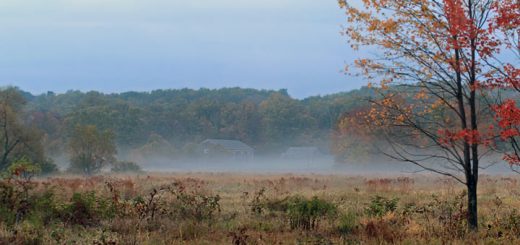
[493,100,520,165]
[492,0,520,33]
[437,127,495,147]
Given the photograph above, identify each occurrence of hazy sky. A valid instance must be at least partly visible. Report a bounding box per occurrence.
[0,0,362,98]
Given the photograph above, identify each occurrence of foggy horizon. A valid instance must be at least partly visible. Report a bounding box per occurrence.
[0,0,363,99]
[10,85,368,99]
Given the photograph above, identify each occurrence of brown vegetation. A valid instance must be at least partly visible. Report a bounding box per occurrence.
[1,173,520,244]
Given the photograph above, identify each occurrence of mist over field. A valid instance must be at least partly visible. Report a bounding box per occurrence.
[119,155,515,175]
[0,0,519,243]
[2,86,513,177]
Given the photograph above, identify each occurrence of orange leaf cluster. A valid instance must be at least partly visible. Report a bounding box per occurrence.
[492,0,520,32]
[493,100,520,139]
[437,128,491,146]
[493,100,520,165]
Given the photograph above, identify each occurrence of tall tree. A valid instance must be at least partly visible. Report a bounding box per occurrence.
[0,88,46,171]
[339,0,511,230]
[68,125,116,175]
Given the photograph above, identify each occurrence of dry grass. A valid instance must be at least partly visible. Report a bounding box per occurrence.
[1,172,520,244]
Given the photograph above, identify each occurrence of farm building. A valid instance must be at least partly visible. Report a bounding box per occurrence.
[281,147,322,160]
[199,139,254,159]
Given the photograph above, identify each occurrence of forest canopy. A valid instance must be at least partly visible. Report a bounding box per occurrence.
[20,87,375,162]
[7,86,519,167]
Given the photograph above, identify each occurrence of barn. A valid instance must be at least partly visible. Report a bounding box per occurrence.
[200,139,254,159]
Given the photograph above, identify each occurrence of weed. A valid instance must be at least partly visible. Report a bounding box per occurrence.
[286,196,337,230]
[365,196,399,217]
[338,210,359,235]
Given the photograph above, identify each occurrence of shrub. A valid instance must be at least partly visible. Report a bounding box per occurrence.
[363,213,406,243]
[6,157,41,180]
[167,183,221,222]
[111,161,142,173]
[26,190,59,227]
[249,187,267,215]
[338,211,359,235]
[503,210,520,237]
[0,159,43,226]
[0,177,58,227]
[419,192,467,238]
[61,192,114,226]
[38,159,59,175]
[365,196,399,217]
[286,196,337,230]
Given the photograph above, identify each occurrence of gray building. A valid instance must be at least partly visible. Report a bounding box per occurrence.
[200,139,254,159]
[281,147,321,160]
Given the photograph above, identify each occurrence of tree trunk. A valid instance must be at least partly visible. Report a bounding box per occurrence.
[467,176,478,231]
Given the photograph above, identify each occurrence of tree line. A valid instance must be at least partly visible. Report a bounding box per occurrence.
[7,86,378,166]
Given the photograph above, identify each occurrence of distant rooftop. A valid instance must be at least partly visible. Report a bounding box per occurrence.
[201,139,254,151]
[286,147,319,152]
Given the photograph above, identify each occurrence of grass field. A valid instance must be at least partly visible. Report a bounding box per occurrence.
[1,172,520,244]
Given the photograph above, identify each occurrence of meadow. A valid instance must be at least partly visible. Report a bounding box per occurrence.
[1,172,520,244]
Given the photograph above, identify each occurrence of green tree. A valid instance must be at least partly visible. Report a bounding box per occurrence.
[68,125,116,175]
[0,88,49,172]
[259,92,317,151]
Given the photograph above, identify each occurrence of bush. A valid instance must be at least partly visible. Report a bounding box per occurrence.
[365,196,399,217]
[0,177,58,227]
[0,158,43,226]
[26,190,59,227]
[167,182,221,222]
[61,192,114,226]
[111,161,142,173]
[6,157,41,180]
[38,159,59,175]
[286,196,337,230]
[338,211,358,235]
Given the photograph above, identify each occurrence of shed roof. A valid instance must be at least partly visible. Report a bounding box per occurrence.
[201,139,254,151]
[285,147,320,154]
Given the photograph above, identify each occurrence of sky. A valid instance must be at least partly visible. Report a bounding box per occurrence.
[0,0,363,98]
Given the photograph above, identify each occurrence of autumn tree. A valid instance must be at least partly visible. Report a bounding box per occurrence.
[332,106,385,163]
[68,125,116,175]
[339,0,512,230]
[486,0,520,169]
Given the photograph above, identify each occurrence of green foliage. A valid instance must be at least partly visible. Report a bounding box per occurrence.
[4,157,57,178]
[131,133,176,160]
[0,172,58,228]
[418,192,468,238]
[285,196,337,230]
[22,87,375,157]
[111,161,142,173]
[167,183,221,222]
[246,191,338,231]
[26,190,59,226]
[38,159,59,175]
[68,125,117,175]
[0,88,48,172]
[338,210,359,235]
[7,157,41,180]
[60,192,115,226]
[365,196,399,217]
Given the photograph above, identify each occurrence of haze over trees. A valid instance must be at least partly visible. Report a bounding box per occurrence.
[68,125,117,175]
[21,87,378,161]
[0,88,55,174]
